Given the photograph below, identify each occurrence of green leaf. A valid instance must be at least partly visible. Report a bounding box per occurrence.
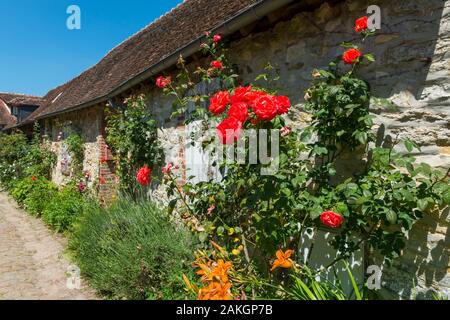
[417,198,429,211]
[310,205,323,220]
[217,226,225,236]
[443,190,450,206]
[364,54,375,62]
[386,210,397,224]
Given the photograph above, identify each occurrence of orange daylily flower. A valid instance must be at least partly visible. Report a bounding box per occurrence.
[198,281,232,300]
[196,259,232,284]
[271,249,295,272]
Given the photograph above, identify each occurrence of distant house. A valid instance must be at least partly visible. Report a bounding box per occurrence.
[2,0,449,298]
[0,93,43,134]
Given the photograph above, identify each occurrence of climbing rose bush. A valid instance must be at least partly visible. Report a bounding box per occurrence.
[155,18,450,300]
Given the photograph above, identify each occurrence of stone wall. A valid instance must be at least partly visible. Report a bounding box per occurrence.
[45,106,107,195]
[225,0,449,299]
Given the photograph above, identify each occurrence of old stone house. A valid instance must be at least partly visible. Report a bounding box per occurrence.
[3,0,449,299]
[0,93,43,133]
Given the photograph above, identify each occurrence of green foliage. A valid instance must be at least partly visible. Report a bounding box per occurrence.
[285,263,364,300]
[0,132,30,187]
[0,125,56,189]
[69,196,197,300]
[163,21,450,289]
[106,95,164,192]
[42,184,88,232]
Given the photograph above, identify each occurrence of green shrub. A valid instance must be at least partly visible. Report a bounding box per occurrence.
[11,177,57,213]
[24,179,58,215]
[69,197,197,300]
[42,184,87,232]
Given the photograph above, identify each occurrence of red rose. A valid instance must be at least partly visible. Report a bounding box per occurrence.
[99,177,106,185]
[354,16,369,33]
[342,48,362,65]
[228,102,249,123]
[275,96,291,115]
[156,76,171,89]
[209,91,231,115]
[320,211,344,228]
[213,34,222,43]
[231,86,253,104]
[137,166,152,186]
[251,93,279,121]
[217,118,242,145]
[211,60,224,69]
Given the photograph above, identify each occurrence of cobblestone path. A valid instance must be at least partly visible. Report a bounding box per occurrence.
[0,192,96,300]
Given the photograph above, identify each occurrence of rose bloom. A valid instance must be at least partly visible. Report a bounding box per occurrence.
[217,118,242,145]
[342,48,362,65]
[251,93,279,121]
[211,60,224,69]
[162,163,174,175]
[156,76,171,89]
[213,34,222,43]
[99,177,106,185]
[137,166,152,186]
[275,96,291,115]
[231,86,253,104]
[354,16,369,33]
[320,211,344,228]
[209,91,231,115]
[228,102,249,123]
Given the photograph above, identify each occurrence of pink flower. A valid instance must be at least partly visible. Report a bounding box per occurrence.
[162,163,174,175]
[280,126,292,137]
[78,182,86,192]
[213,34,222,43]
[211,60,224,70]
[137,166,152,186]
[156,76,172,89]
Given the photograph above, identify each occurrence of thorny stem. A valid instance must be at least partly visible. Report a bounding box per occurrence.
[167,172,195,217]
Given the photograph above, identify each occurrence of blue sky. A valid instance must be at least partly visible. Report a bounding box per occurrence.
[0,0,183,96]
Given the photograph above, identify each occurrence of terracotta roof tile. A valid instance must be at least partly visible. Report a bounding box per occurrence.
[0,93,45,129]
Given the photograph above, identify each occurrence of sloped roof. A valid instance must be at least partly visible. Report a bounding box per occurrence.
[0,99,15,126]
[0,93,44,108]
[0,93,44,128]
[29,0,261,121]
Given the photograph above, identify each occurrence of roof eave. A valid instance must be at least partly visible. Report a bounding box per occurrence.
[33,0,295,122]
